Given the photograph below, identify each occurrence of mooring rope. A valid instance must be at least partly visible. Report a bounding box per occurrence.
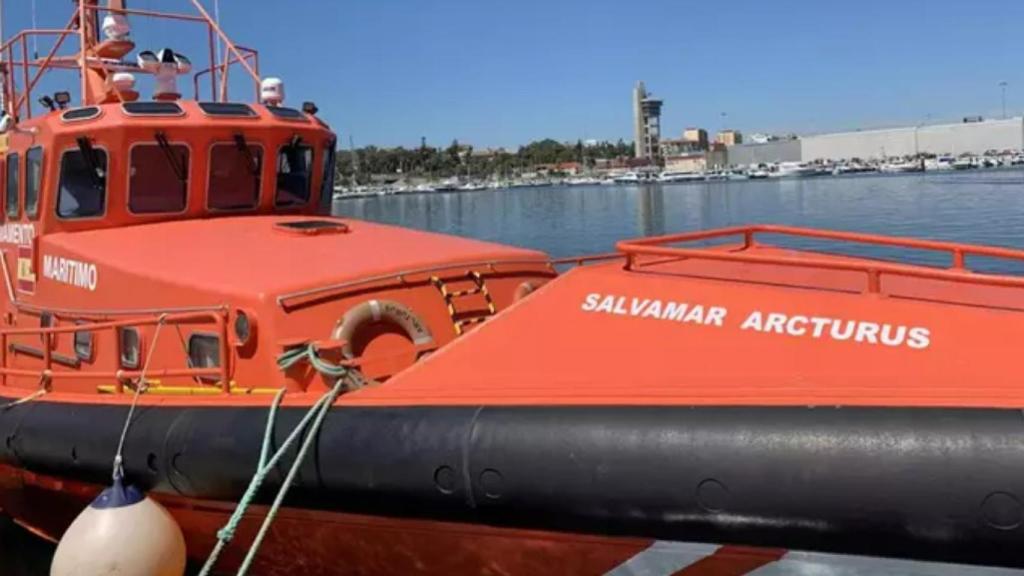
[0,372,50,411]
[111,314,167,481]
[276,342,350,377]
[200,344,352,576]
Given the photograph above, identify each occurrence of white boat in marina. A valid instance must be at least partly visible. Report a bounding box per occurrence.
[833,163,876,175]
[434,178,461,191]
[658,171,704,183]
[770,162,822,178]
[880,159,924,173]
[614,171,657,184]
[566,176,603,186]
[925,156,956,171]
[952,156,977,170]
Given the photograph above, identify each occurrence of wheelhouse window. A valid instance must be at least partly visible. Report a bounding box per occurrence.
[57,142,107,219]
[25,147,43,218]
[275,142,312,207]
[130,139,189,214]
[5,153,18,218]
[209,139,262,210]
[319,141,336,211]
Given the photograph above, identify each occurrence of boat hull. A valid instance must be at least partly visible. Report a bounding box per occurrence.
[1,398,1023,570]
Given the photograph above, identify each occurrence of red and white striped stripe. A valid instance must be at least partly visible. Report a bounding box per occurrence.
[605,540,1024,576]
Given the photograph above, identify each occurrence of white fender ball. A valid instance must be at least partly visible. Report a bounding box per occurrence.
[51,479,185,576]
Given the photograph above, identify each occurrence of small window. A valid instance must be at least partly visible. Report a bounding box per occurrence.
[119,327,140,369]
[275,144,312,207]
[199,102,256,117]
[122,101,183,116]
[6,153,19,218]
[266,106,306,121]
[319,141,337,211]
[209,141,262,210]
[129,143,188,213]
[58,146,107,219]
[62,107,101,122]
[25,147,42,218]
[188,333,220,381]
[74,325,93,362]
[39,311,53,345]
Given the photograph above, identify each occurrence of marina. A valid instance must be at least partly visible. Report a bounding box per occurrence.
[333,152,1024,199]
[335,168,1024,264]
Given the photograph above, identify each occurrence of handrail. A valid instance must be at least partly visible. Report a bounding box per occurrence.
[192,47,259,101]
[550,253,623,267]
[617,224,1024,295]
[0,310,229,391]
[276,258,557,310]
[2,1,265,118]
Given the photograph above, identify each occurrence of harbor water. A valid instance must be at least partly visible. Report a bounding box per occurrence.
[335,169,1024,274]
[7,168,1024,573]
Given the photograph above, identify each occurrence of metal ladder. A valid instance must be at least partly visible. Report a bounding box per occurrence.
[430,271,496,335]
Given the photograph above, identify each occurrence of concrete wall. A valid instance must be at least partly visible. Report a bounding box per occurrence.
[801,118,1024,161]
[726,139,801,166]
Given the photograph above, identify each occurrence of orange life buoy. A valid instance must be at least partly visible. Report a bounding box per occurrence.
[331,299,434,360]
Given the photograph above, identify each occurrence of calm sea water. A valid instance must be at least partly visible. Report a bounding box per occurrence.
[335,169,1024,275]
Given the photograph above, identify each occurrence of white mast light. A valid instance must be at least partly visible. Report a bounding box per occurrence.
[260,77,285,107]
[102,14,131,42]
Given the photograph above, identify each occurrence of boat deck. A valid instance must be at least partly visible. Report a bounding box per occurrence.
[347,225,1024,408]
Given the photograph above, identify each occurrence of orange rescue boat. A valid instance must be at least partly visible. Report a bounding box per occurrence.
[0,2,1022,576]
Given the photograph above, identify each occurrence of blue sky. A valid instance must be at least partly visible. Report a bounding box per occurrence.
[6,1,1024,148]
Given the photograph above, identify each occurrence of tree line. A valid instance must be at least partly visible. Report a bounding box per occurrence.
[336,138,634,183]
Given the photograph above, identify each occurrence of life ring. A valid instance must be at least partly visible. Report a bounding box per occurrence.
[331,299,434,360]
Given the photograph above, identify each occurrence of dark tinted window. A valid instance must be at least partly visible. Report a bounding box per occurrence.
[129,144,188,213]
[58,148,107,218]
[122,102,183,116]
[188,333,220,382]
[62,107,100,121]
[266,106,306,121]
[199,102,256,117]
[25,147,42,218]
[209,143,262,210]
[319,142,336,212]
[275,144,312,206]
[6,153,19,218]
[119,327,140,369]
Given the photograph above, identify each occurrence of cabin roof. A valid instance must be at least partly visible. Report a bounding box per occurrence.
[40,215,548,297]
[20,100,331,136]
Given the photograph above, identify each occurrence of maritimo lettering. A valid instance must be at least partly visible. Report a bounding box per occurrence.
[580,293,931,350]
[42,255,98,291]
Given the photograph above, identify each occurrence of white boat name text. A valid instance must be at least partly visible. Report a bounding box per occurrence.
[580,293,930,350]
[42,255,98,291]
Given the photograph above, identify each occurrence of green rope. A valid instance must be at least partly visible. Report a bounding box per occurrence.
[276,343,349,377]
[199,345,351,576]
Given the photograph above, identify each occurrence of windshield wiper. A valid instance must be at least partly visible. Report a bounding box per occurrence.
[155,131,187,183]
[234,133,260,176]
[75,137,104,189]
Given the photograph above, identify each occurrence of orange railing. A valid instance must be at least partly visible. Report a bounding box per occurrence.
[192,45,260,102]
[0,310,229,391]
[0,1,263,121]
[617,224,1024,295]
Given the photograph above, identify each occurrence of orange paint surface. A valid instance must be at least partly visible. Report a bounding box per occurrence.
[350,243,1024,408]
